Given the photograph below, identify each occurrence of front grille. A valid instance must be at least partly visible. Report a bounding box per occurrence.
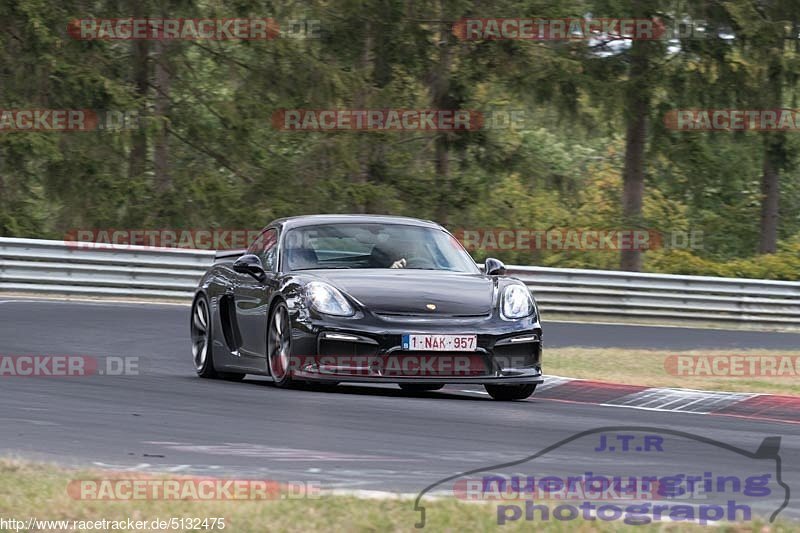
[378,352,489,377]
[375,313,490,324]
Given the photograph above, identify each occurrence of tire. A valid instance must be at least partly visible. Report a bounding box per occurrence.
[484,383,536,401]
[399,384,444,392]
[191,294,246,381]
[267,301,296,388]
[191,294,218,379]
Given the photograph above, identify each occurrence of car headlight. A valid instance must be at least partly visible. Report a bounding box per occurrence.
[306,282,355,316]
[501,284,534,320]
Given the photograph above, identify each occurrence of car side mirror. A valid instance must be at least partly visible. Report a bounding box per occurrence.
[233,254,266,281]
[485,257,506,276]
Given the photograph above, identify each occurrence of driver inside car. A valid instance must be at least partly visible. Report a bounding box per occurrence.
[387,239,427,269]
[369,240,414,268]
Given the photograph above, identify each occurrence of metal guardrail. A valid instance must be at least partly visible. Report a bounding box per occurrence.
[1,237,798,329]
[0,238,212,300]
[510,266,800,328]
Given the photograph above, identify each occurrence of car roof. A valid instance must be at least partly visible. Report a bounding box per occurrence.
[268,214,443,231]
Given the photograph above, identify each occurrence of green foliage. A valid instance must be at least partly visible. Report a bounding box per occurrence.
[0,0,798,279]
[646,235,800,280]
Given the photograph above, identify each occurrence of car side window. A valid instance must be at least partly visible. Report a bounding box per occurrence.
[247,229,278,272]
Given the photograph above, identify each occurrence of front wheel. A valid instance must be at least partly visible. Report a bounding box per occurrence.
[484,383,536,401]
[268,301,295,388]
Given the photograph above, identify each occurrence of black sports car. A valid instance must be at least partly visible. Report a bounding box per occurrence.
[190,215,543,400]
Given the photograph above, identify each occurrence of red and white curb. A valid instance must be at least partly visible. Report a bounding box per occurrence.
[530,375,800,424]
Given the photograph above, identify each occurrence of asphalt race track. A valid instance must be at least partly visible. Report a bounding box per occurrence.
[1,298,798,520]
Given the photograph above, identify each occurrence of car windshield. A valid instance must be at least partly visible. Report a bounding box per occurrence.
[282,223,478,273]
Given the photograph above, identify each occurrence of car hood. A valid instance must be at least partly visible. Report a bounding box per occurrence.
[306,269,495,316]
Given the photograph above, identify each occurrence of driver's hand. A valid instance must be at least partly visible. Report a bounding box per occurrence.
[390,258,407,269]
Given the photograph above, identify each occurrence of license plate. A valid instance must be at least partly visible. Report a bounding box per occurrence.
[401,334,477,352]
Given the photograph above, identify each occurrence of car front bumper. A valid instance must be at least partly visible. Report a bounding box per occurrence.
[288,311,543,385]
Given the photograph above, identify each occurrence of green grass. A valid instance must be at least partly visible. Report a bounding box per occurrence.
[0,459,794,532]
[546,348,800,395]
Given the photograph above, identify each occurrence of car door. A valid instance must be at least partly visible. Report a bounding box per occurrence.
[233,228,279,362]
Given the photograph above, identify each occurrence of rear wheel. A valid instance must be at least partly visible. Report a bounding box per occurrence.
[485,383,536,401]
[399,383,444,392]
[192,295,246,381]
[268,302,295,388]
[191,295,217,379]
